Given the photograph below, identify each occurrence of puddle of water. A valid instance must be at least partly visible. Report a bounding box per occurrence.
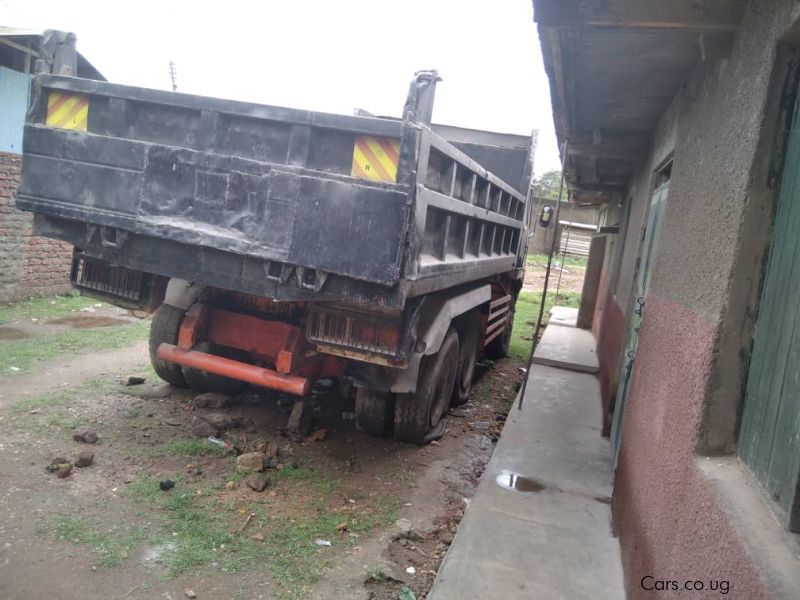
[496,470,546,493]
[0,327,30,340]
[49,315,128,329]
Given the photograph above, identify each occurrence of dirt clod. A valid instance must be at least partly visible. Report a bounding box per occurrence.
[265,441,280,459]
[159,479,175,491]
[72,427,98,444]
[74,450,94,468]
[395,518,412,532]
[191,392,232,409]
[307,428,327,442]
[190,417,216,438]
[199,412,240,433]
[123,376,146,386]
[184,589,196,599]
[56,463,72,478]
[245,472,270,492]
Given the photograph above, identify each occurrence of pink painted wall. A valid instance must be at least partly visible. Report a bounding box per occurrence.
[596,288,625,436]
[612,294,767,599]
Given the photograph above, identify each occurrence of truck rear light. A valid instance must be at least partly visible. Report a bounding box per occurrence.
[351,318,400,350]
[307,308,401,358]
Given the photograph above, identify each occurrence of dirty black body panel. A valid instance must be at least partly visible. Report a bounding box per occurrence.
[17,74,535,309]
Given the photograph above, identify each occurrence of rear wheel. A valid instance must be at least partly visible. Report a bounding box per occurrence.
[355,388,394,437]
[451,319,479,407]
[149,304,188,387]
[394,329,459,445]
[181,342,248,395]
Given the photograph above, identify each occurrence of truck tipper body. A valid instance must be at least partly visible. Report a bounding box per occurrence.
[16,70,535,443]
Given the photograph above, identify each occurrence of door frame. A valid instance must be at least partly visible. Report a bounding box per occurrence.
[610,164,671,465]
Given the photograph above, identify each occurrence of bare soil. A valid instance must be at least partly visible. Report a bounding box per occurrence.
[523,265,585,294]
[0,313,524,600]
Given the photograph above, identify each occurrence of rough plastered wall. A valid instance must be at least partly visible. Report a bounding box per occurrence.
[612,0,800,597]
[593,202,625,429]
[592,89,679,437]
[0,152,72,301]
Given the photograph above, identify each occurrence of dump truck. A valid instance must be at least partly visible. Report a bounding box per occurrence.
[15,70,535,444]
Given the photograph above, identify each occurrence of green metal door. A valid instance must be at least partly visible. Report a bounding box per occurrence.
[610,180,669,465]
[739,95,800,530]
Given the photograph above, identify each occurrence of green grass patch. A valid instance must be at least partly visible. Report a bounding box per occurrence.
[165,437,228,458]
[0,320,148,376]
[120,469,397,598]
[0,292,104,325]
[42,514,148,569]
[9,377,117,432]
[10,391,64,416]
[526,253,588,270]
[510,290,582,361]
[10,377,115,415]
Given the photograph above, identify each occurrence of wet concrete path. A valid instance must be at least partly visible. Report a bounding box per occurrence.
[428,309,624,599]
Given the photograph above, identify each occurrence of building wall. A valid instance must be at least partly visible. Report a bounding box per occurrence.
[0,152,72,301]
[527,201,600,254]
[604,0,800,596]
[595,288,624,436]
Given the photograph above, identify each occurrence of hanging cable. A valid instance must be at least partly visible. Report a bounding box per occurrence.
[517,140,568,410]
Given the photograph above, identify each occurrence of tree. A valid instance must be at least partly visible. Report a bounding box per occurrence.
[531,169,566,201]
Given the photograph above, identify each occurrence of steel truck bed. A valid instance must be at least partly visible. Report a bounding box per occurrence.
[17,73,535,309]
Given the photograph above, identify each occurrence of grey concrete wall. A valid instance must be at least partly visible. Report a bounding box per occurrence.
[527,201,600,255]
[577,235,605,329]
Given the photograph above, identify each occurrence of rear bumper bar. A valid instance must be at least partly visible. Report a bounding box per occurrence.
[156,343,310,396]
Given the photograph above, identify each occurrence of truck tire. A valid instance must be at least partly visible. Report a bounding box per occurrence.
[485,304,515,359]
[181,342,248,395]
[394,329,459,445]
[355,388,394,437]
[451,321,479,407]
[149,304,188,387]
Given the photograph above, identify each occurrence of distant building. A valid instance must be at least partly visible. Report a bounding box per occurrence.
[0,28,103,301]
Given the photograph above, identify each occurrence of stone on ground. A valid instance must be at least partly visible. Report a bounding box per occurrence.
[245,472,270,492]
[191,392,231,409]
[74,450,94,468]
[236,452,265,473]
[72,427,98,444]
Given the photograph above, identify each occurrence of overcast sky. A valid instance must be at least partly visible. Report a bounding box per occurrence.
[1,0,561,176]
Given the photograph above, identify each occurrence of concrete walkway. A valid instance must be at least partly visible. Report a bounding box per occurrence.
[429,318,624,599]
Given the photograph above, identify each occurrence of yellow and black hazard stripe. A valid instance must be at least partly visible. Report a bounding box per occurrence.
[351,136,401,183]
[46,92,89,131]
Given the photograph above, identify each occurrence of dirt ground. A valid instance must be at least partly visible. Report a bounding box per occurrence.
[522,264,585,294]
[0,303,525,600]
